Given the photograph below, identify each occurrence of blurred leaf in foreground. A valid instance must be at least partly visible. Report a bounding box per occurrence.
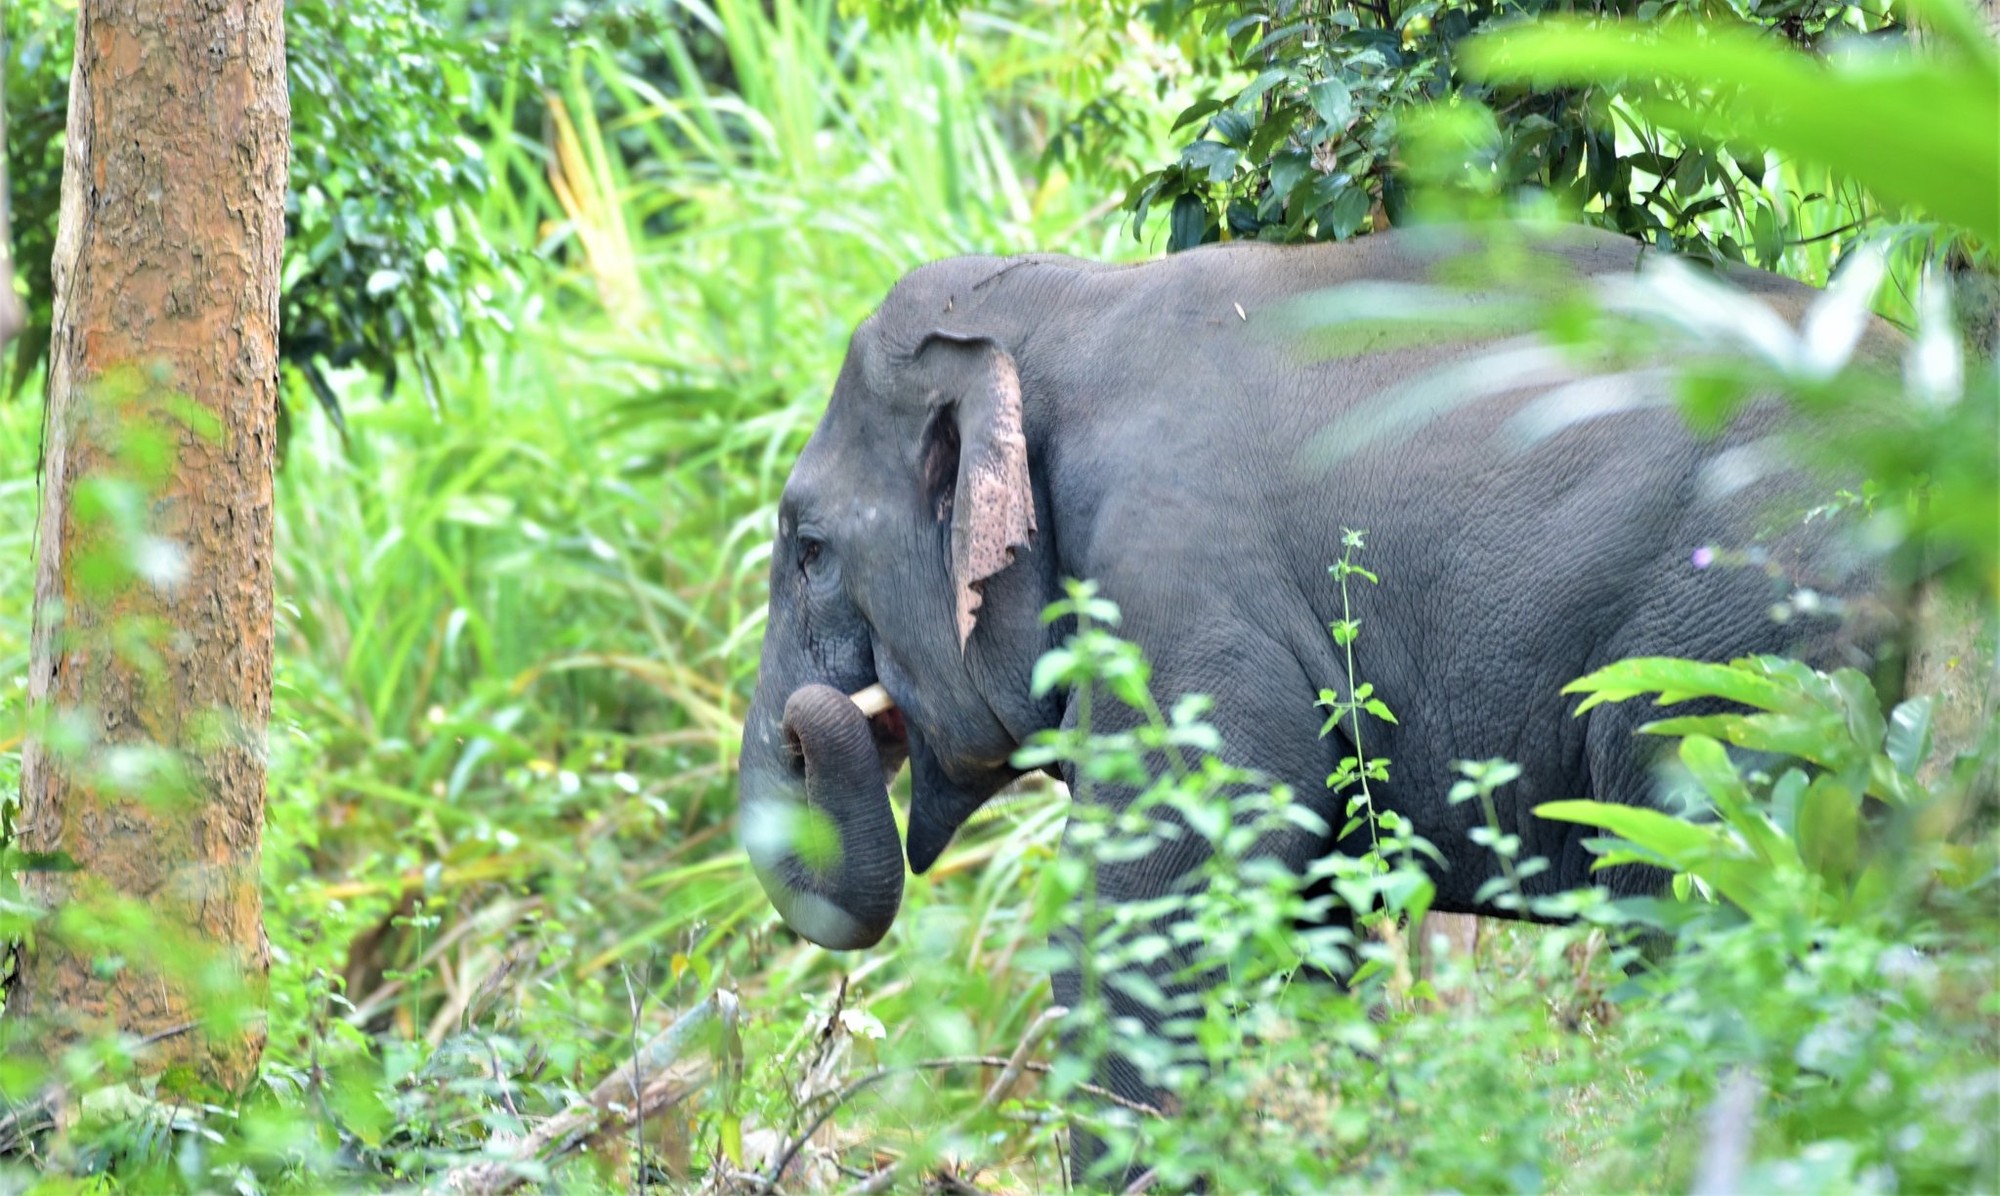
[1466,10,2000,245]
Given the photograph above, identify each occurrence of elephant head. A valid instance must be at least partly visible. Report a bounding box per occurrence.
[737,259,1066,950]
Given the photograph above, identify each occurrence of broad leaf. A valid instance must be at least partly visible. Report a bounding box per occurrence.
[1795,773,1861,889]
[1534,799,1721,864]
[1564,656,1795,715]
[1678,735,1795,869]
[1885,695,1936,779]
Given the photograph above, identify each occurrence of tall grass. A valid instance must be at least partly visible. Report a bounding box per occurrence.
[0,3,1144,1181]
[239,0,1154,1183]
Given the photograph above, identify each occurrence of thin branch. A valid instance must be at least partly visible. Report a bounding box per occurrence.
[623,964,650,1195]
[827,1008,1140,1196]
[443,990,734,1196]
[978,1006,1068,1113]
[1786,218,1874,247]
[1120,1168,1161,1195]
[762,1070,896,1188]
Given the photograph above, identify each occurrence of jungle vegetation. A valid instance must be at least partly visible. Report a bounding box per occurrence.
[0,0,1993,1190]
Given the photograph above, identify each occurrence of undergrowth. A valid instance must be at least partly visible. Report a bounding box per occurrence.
[0,0,1994,1192]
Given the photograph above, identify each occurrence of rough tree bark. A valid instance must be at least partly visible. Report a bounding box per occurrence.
[12,1,288,1092]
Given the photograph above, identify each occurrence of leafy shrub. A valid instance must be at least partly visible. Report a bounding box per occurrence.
[3,0,522,422]
[1541,651,1999,1191]
[3,0,1994,1191]
[1002,565,1996,1191]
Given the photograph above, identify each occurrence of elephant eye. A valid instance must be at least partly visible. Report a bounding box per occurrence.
[797,536,825,575]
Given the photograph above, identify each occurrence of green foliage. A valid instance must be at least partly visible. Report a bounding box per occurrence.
[863,0,1994,359]
[1312,531,1442,991]
[1014,586,1639,1191]
[1,0,71,398]
[1449,757,1543,913]
[0,0,1137,1188]
[1545,654,1990,927]
[1085,1,1908,263]
[1535,649,1998,1189]
[2,0,520,420]
[1453,4,2000,595]
[283,0,519,425]
[1016,586,1996,1191]
[2,0,1995,1190]
[1468,11,2000,245]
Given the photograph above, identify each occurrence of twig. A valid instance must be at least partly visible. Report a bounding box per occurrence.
[856,1056,1163,1116]
[763,1070,896,1188]
[978,1006,1067,1112]
[1119,1168,1160,1195]
[762,1049,1164,1191]
[844,1158,903,1195]
[622,964,650,1194]
[832,1008,1093,1196]
[485,1038,522,1123]
[443,990,735,1195]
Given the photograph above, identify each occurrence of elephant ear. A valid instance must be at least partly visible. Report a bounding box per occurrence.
[918,333,1036,650]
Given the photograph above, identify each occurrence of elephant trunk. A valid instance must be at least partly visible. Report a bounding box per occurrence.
[739,684,905,950]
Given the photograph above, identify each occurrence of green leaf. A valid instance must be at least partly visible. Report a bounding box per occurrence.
[1235,68,1293,111]
[1641,712,1843,768]
[1828,667,1886,758]
[1269,150,1315,202]
[1564,656,1794,715]
[1698,858,1786,916]
[1169,192,1210,252]
[1533,799,1720,865]
[1309,78,1354,128]
[1885,695,1935,779]
[1183,140,1241,184]
[1172,96,1228,132]
[721,1112,744,1166]
[1769,767,1809,839]
[1030,648,1076,697]
[1795,773,1861,888]
[1320,186,1371,239]
[1466,20,2000,242]
[1676,735,1793,870]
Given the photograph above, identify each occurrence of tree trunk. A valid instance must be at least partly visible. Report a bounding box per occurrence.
[12,0,287,1094]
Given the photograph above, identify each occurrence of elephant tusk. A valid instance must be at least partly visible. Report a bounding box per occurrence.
[848,684,895,717]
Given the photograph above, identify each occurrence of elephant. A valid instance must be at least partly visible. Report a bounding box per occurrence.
[735,224,1882,1174]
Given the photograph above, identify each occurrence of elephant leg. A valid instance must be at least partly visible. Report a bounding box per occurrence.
[1050,626,1335,1186]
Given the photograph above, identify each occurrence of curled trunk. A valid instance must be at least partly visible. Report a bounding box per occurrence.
[739,685,904,950]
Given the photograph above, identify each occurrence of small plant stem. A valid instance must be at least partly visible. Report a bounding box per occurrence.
[1335,547,1383,860]
[1477,786,1525,909]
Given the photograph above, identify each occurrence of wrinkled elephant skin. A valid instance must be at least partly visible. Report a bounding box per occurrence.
[734,226,1885,1178]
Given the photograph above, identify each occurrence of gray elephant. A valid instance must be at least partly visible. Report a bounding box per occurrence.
[736,225,1879,1171]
